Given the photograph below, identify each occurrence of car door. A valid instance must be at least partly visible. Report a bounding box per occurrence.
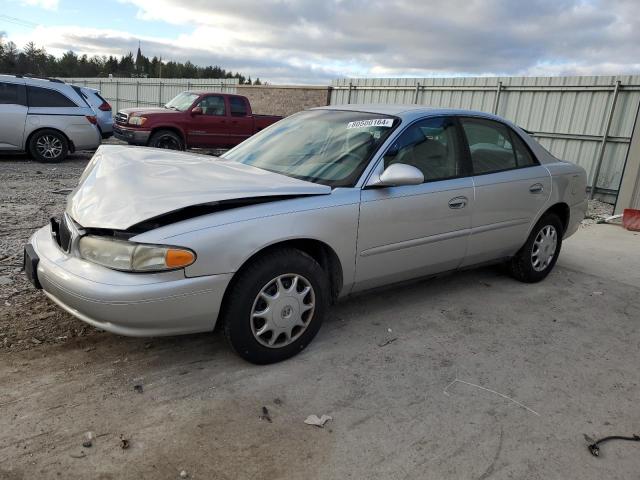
[354,116,474,292]
[0,81,27,150]
[187,95,229,147]
[227,96,253,146]
[458,117,551,267]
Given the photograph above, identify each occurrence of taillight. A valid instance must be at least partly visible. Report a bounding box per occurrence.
[98,101,111,112]
[86,115,97,125]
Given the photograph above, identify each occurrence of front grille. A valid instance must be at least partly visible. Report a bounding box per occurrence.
[50,216,73,252]
[115,112,128,125]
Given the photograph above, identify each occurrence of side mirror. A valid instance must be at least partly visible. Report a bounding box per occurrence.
[368,163,424,187]
[191,106,203,116]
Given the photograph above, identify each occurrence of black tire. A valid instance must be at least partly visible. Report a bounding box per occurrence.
[148,130,184,150]
[222,248,330,364]
[509,213,563,283]
[28,129,69,163]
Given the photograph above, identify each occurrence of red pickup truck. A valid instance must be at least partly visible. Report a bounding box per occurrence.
[113,92,282,150]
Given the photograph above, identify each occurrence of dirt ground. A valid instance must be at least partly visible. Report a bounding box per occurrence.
[2,152,638,480]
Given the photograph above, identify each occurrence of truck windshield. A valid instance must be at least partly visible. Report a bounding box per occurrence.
[164,92,199,111]
[222,109,399,187]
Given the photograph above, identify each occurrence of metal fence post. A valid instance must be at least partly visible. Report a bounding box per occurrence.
[347,82,353,104]
[159,82,163,107]
[136,81,140,107]
[115,80,119,113]
[590,79,622,199]
[414,82,421,104]
[492,81,503,114]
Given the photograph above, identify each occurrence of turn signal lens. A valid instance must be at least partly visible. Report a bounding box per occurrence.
[165,249,196,269]
[85,115,97,125]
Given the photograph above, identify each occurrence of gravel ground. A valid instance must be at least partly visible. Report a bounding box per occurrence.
[0,143,229,353]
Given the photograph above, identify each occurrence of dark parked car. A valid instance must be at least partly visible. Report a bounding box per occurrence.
[113,92,282,150]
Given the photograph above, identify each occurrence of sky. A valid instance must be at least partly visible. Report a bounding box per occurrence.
[1,0,639,84]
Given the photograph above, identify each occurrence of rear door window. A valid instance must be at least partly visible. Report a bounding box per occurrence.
[229,97,248,117]
[461,118,518,174]
[0,82,26,105]
[27,86,78,108]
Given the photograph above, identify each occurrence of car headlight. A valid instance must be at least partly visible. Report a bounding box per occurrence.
[78,236,195,272]
[128,116,147,126]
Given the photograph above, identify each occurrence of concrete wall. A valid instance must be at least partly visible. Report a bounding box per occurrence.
[236,85,330,116]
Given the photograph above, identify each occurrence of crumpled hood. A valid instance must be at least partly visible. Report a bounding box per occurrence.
[68,145,331,230]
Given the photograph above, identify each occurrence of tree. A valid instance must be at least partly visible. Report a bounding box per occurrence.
[0,36,257,81]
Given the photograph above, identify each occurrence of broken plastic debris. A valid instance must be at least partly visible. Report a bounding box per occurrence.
[82,431,94,448]
[259,406,272,423]
[304,414,332,427]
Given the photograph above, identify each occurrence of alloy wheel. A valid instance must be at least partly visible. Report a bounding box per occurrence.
[36,135,63,159]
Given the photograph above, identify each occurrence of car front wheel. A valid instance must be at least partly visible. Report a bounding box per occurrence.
[222,248,330,364]
[509,213,563,283]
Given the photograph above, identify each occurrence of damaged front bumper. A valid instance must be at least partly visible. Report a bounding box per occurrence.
[26,225,232,337]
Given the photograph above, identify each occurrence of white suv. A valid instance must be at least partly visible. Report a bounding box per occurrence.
[0,75,101,162]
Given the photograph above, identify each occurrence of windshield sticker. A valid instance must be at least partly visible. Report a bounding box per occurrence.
[347,119,394,129]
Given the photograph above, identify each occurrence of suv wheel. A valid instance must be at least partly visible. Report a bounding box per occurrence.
[148,130,184,150]
[29,129,69,163]
[222,248,330,364]
[509,213,563,283]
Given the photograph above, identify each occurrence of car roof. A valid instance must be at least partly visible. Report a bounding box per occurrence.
[315,103,508,123]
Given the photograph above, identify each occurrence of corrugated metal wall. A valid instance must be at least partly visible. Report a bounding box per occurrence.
[60,77,238,113]
[331,76,640,196]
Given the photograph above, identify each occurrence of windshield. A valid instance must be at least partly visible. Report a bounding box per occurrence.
[222,109,399,187]
[165,92,199,111]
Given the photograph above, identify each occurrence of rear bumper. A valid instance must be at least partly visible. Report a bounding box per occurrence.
[113,125,151,145]
[28,225,233,337]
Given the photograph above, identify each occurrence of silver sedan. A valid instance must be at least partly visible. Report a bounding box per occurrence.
[25,105,588,363]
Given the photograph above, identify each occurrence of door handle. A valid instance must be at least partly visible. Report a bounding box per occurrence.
[448,196,468,209]
[529,183,544,194]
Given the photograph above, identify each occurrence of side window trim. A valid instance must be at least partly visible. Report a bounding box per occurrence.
[459,116,539,176]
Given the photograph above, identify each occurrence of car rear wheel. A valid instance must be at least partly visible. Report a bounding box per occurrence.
[148,130,184,150]
[28,129,69,163]
[509,213,563,283]
[222,248,330,364]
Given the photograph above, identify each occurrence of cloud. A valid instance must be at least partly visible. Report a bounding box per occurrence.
[20,0,58,10]
[10,0,640,83]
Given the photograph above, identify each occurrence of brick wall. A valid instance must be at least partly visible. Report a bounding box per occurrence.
[237,85,330,117]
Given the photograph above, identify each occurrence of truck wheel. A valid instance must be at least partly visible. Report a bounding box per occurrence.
[222,248,330,364]
[148,130,184,150]
[28,129,68,163]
